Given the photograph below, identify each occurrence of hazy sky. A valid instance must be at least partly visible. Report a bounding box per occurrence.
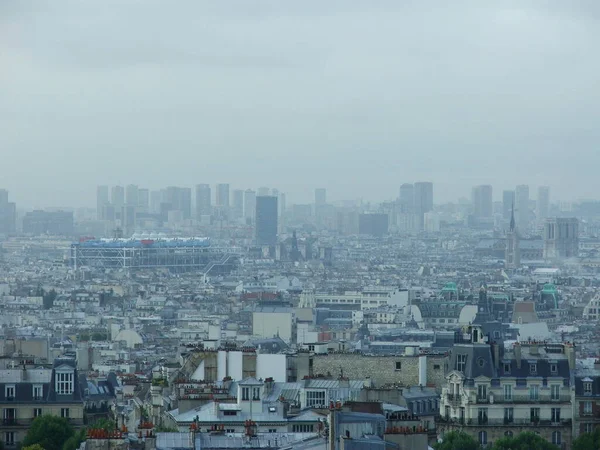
[1,1,599,209]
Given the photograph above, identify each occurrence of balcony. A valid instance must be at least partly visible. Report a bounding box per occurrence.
[492,394,571,404]
[445,394,461,407]
[443,418,572,427]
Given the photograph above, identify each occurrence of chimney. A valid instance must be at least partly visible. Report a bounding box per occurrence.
[565,343,576,370]
[328,408,337,450]
[514,342,522,369]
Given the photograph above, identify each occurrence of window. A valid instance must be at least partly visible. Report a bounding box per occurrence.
[292,425,314,433]
[478,408,488,425]
[456,354,467,373]
[223,411,237,416]
[306,391,326,408]
[503,384,512,401]
[444,406,450,419]
[584,423,594,434]
[33,385,43,400]
[552,431,562,445]
[504,362,511,374]
[551,407,561,423]
[529,385,539,401]
[549,384,560,401]
[252,387,260,401]
[5,386,15,400]
[530,363,537,375]
[585,382,593,395]
[395,362,402,371]
[242,387,249,401]
[61,408,70,418]
[434,365,440,370]
[550,363,557,374]
[55,372,74,395]
[478,431,487,445]
[504,431,513,438]
[477,385,487,400]
[530,407,540,422]
[5,432,14,447]
[504,408,514,423]
[33,408,42,418]
[583,401,593,415]
[226,429,234,433]
[3,408,15,424]
[268,429,277,433]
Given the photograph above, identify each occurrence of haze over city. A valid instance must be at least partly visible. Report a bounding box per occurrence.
[2,1,600,208]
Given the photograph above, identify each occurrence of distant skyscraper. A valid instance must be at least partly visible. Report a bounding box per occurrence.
[279,192,286,216]
[414,182,433,230]
[96,186,109,220]
[257,187,270,197]
[150,190,161,214]
[244,189,256,223]
[537,186,550,224]
[125,184,139,207]
[216,184,230,208]
[399,183,414,213]
[138,188,149,213]
[164,186,192,220]
[0,189,16,234]
[315,188,327,206]
[111,185,125,209]
[195,184,212,218]
[471,185,493,218]
[515,185,530,231]
[232,189,244,220]
[255,196,278,246]
[358,213,389,237]
[502,190,515,221]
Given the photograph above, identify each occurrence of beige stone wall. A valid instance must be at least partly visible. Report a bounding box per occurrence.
[312,353,448,390]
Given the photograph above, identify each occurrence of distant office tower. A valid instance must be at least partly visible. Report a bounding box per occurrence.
[271,188,279,198]
[138,188,149,213]
[232,189,244,220]
[0,189,16,234]
[96,185,109,220]
[279,192,286,216]
[515,185,529,231]
[216,184,230,208]
[150,190,162,214]
[537,186,550,223]
[195,184,212,218]
[414,182,433,230]
[315,188,327,206]
[543,218,579,260]
[399,183,414,213]
[502,190,515,221]
[257,187,270,197]
[121,204,136,236]
[126,184,139,207]
[255,196,278,246]
[358,213,389,237]
[165,186,192,220]
[471,185,493,218]
[244,189,256,223]
[22,210,74,236]
[111,185,125,209]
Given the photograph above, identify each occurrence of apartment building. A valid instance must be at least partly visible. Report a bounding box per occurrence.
[439,323,574,449]
[0,357,84,448]
[573,361,600,438]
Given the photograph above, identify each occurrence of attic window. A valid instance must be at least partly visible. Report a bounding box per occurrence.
[478,358,485,368]
[268,406,277,413]
[550,364,557,374]
[530,363,537,375]
[504,363,511,374]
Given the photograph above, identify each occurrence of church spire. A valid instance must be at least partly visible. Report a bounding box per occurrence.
[509,201,516,232]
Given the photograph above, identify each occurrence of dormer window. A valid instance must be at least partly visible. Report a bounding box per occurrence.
[241,387,250,401]
[5,385,15,400]
[504,363,511,374]
[584,382,593,395]
[252,387,260,401]
[550,364,557,374]
[56,372,74,395]
[530,363,537,375]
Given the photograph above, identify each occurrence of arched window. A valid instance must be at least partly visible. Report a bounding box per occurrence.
[552,431,561,445]
[479,431,487,445]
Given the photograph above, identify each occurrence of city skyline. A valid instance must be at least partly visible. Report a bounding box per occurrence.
[2,2,600,208]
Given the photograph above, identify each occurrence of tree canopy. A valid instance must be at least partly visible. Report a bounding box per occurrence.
[491,431,560,450]
[23,445,45,450]
[573,428,600,450]
[434,431,481,450]
[22,416,75,450]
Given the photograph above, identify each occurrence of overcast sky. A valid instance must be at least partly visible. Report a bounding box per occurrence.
[1,0,599,209]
